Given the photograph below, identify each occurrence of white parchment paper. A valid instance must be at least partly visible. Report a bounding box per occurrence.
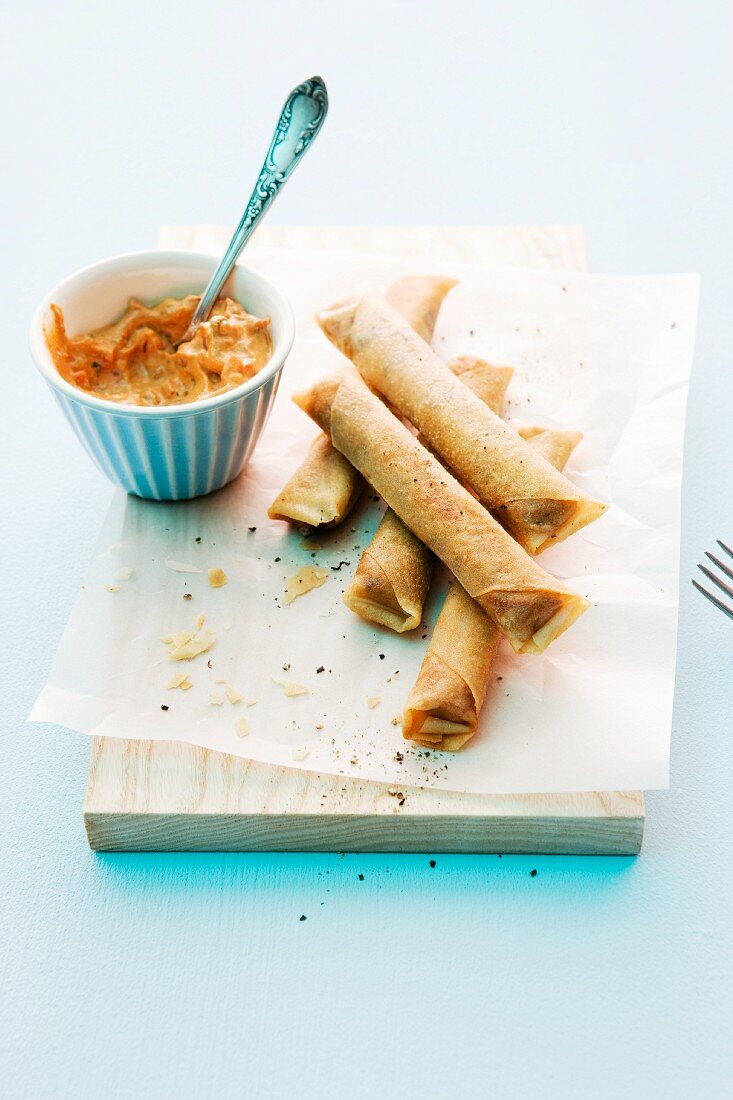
[30,245,699,794]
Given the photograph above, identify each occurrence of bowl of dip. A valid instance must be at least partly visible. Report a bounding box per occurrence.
[29,250,296,500]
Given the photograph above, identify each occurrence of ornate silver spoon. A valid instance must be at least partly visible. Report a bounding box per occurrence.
[178,75,328,345]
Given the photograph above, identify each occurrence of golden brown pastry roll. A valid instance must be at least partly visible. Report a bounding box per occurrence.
[343,509,432,632]
[515,425,583,471]
[317,293,606,554]
[384,274,458,343]
[403,581,501,750]
[344,357,514,633]
[268,275,456,528]
[267,433,363,527]
[403,426,583,749]
[293,366,588,654]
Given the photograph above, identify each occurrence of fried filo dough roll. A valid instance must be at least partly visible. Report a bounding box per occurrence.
[268,275,456,528]
[344,357,514,632]
[293,366,588,655]
[404,426,583,749]
[316,293,606,554]
[267,433,362,527]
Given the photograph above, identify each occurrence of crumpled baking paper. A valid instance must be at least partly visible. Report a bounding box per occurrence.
[30,243,698,794]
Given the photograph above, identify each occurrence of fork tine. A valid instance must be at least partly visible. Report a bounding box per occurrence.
[716,540,733,560]
[692,579,733,620]
[705,551,733,583]
[697,563,733,601]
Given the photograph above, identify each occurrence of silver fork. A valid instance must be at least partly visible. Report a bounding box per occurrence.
[692,541,733,620]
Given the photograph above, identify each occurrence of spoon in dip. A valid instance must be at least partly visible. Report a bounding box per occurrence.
[176,75,328,347]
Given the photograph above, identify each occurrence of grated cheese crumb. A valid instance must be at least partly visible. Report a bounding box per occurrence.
[162,621,216,662]
[214,677,227,684]
[167,672,192,691]
[271,676,309,697]
[104,584,120,593]
[225,685,243,705]
[209,691,224,706]
[209,567,228,588]
[245,698,258,708]
[283,566,329,605]
[367,696,381,709]
[235,718,249,738]
[291,745,309,761]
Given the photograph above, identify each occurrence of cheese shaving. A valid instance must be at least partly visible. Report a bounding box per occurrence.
[209,691,224,706]
[167,672,192,691]
[283,566,329,605]
[236,718,250,738]
[367,696,381,709]
[291,745,309,761]
[208,567,228,588]
[165,559,204,573]
[225,685,243,705]
[195,613,205,630]
[245,698,258,708]
[162,621,217,662]
[271,676,309,697]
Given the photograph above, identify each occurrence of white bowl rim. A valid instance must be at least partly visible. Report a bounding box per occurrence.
[28,249,296,418]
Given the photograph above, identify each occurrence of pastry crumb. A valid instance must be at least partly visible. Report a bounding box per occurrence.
[391,716,401,726]
[315,723,324,730]
[271,676,308,697]
[209,567,227,588]
[291,745,309,761]
[283,565,329,605]
[235,718,249,738]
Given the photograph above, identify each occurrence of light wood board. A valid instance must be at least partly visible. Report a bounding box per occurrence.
[84,224,644,855]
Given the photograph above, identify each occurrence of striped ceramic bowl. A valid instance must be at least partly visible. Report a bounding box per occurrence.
[29,250,295,500]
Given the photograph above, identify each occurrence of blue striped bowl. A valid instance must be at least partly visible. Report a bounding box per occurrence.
[29,250,295,500]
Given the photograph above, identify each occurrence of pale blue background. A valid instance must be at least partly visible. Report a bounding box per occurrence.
[2,2,732,1097]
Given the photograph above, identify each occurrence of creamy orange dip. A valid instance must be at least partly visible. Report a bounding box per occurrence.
[46,294,272,406]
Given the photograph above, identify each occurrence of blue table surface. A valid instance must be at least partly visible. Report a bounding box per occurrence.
[2,2,731,1097]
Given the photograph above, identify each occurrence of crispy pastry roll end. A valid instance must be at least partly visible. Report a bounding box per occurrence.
[385,275,458,344]
[343,510,433,632]
[267,433,363,527]
[315,298,361,358]
[480,587,590,655]
[402,583,501,751]
[498,496,608,555]
[448,357,515,416]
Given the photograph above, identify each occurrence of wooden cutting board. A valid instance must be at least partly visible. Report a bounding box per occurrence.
[83,224,644,855]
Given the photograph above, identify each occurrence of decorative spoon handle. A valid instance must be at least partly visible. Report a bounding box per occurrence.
[183,75,328,341]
